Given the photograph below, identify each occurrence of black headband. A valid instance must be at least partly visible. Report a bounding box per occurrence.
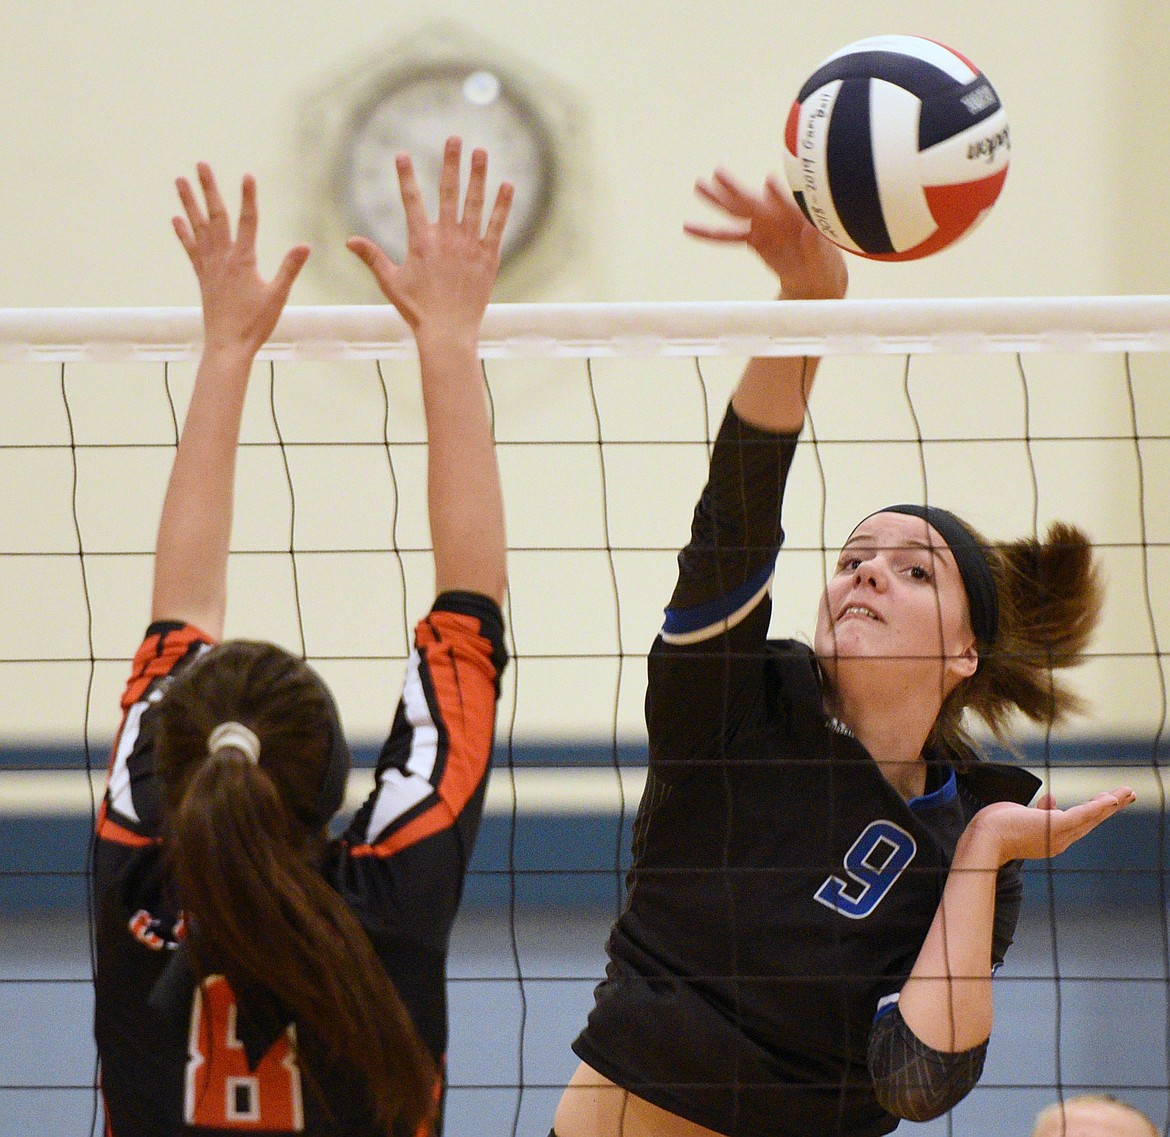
[863,504,999,651]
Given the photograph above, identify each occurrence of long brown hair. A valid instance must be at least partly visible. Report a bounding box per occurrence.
[155,640,435,1135]
[931,520,1104,767]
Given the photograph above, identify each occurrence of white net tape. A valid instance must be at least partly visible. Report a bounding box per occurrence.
[4,296,1170,360]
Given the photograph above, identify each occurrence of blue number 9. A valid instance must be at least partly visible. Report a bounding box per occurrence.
[814,820,917,919]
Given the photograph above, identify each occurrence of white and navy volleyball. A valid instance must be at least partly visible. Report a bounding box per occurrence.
[783,35,1010,260]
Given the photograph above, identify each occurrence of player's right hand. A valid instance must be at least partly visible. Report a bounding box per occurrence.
[685,169,848,302]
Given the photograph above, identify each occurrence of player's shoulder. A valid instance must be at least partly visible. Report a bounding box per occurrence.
[101,622,217,847]
[764,638,827,720]
[123,621,217,707]
[424,591,506,655]
[765,637,817,670]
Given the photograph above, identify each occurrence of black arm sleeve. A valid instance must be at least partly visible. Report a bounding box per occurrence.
[644,406,800,780]
[991,860,1023,970]
[668,404,800,614]
[867,1004,988,1122]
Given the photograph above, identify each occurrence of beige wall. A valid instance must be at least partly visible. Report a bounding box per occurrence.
[4,2,1169,306]
[2,3,1169,747]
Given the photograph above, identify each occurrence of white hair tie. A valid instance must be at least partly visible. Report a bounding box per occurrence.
[207,722,261,764]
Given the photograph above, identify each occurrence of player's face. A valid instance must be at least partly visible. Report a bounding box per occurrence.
[814,512,978,698]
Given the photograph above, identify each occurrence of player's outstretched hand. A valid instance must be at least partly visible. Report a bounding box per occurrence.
[347,136,513,344]
[173,164,310,357]
[685,169,848,302]
[967,786,1137,866]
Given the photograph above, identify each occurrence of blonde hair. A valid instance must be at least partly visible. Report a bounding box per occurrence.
[1032,1094,1158,1137]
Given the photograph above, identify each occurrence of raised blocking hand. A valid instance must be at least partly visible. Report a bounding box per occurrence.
[347,136,513,343]
[173,163,310,357]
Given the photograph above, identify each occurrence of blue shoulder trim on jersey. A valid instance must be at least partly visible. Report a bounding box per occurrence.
[661,560,774,645]
[908,768,957,813]
[874,991,900,1022]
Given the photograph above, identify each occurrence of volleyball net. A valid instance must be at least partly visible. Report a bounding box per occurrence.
[0,298,1167,1135]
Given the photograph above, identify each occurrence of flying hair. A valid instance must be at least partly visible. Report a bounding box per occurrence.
[929,519,1104,767]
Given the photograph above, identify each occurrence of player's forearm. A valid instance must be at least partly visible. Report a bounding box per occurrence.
[730,287,825,433]
[896,826,1002,1052]
[151,346,254,637]
[417,333,507,605]
[730,355,819,434]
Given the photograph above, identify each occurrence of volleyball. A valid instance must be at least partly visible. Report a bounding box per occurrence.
[783,35,1010,260]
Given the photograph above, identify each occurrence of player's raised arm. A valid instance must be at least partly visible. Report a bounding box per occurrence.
[645,168,849,716]
[153,165,309,638]
[685,168,848,432]
[348,137,512,606]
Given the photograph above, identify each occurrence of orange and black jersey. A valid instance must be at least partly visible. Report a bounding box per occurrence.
[572,407,1038,1137]
[93,591,506,1136]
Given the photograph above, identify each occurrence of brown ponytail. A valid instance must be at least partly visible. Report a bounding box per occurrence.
[156,641,435,1135]
[930,521,1104,766]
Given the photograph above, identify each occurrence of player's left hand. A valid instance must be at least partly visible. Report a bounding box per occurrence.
[173,164,310,357]
[966,786,1137,865]
[685,169,848,301]
[348,136,513,342]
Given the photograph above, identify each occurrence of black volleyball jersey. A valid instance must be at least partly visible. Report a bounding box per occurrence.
[93,592,506,1137]
[572,407,1039,1137]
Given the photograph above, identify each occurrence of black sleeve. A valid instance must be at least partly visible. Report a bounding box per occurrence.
[991,860,1024,970]
[867,1004,988,1122]
[667,405,800,614]
[645,404,800,781]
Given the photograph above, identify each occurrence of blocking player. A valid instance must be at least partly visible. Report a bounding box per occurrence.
[552,170,1136,1136]
[93,138,512,1136]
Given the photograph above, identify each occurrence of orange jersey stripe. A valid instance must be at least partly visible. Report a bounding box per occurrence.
[350,609,499,858]
[100,623,215,838]
[95,799,159,848]
[415,610,500,816]
[120,623,214,713]
[350,803,455,860]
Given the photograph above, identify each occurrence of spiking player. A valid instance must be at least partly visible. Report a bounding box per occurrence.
[553,168,1136,1137]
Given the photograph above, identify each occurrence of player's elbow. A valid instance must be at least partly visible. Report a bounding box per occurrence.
[867,1004,988,1122]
